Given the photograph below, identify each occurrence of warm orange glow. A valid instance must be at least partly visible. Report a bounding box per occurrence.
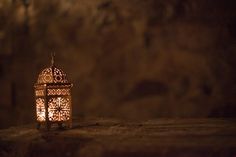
[48,89,70,96]
[48,97,70,121]
[36,97,71,122]
[36,98,46,122]
[37,67,68,84]
[34,55,73,129]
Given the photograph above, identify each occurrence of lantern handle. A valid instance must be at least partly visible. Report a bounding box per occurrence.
[51,52,55,66]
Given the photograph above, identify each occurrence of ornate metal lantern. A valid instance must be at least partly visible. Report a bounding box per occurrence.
[34,54,73,130]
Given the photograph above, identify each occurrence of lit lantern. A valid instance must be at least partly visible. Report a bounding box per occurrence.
[34,53,73,130]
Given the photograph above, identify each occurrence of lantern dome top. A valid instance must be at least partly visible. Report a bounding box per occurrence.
[36,53,69,84]
[37,66,68,84]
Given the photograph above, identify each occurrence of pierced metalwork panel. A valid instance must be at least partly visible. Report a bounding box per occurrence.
[48,97,70,122]
[38,68,53,83]
[37,67,68,84]
[47,89,70,96]
[53,67,67,83]
[35,90,44,96]
[36,98,46,122]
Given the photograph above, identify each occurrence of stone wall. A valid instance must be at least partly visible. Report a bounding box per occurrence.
[0,0,236,128]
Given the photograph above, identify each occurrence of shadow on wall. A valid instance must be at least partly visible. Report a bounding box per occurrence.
[0,0,236,128]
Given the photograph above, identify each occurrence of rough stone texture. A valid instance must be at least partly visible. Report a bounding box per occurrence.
[0,118,236,157]
[0,0,236,128]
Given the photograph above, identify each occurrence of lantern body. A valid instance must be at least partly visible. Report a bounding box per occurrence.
[34,66,72,130]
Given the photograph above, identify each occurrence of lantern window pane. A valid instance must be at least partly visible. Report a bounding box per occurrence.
[36,98,46,121]
[48,97,70,121]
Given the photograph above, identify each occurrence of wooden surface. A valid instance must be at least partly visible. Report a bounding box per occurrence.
[0,118,236,157]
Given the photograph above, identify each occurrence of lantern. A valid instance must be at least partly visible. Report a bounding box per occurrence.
[34,54,73,130]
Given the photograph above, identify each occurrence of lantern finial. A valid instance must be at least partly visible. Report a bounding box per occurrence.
[51,52,56,66]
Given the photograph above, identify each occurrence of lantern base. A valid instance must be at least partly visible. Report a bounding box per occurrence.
[36,121,72,130]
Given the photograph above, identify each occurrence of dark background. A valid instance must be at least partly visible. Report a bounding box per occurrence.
[0,0,236,128]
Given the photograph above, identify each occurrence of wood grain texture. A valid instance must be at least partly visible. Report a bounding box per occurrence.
[0,118,236,157]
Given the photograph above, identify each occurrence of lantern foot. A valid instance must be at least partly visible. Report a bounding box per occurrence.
[46,123,51,131]
[58,123,63,129]
[68,122,72,128]
[36,123,41,130]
